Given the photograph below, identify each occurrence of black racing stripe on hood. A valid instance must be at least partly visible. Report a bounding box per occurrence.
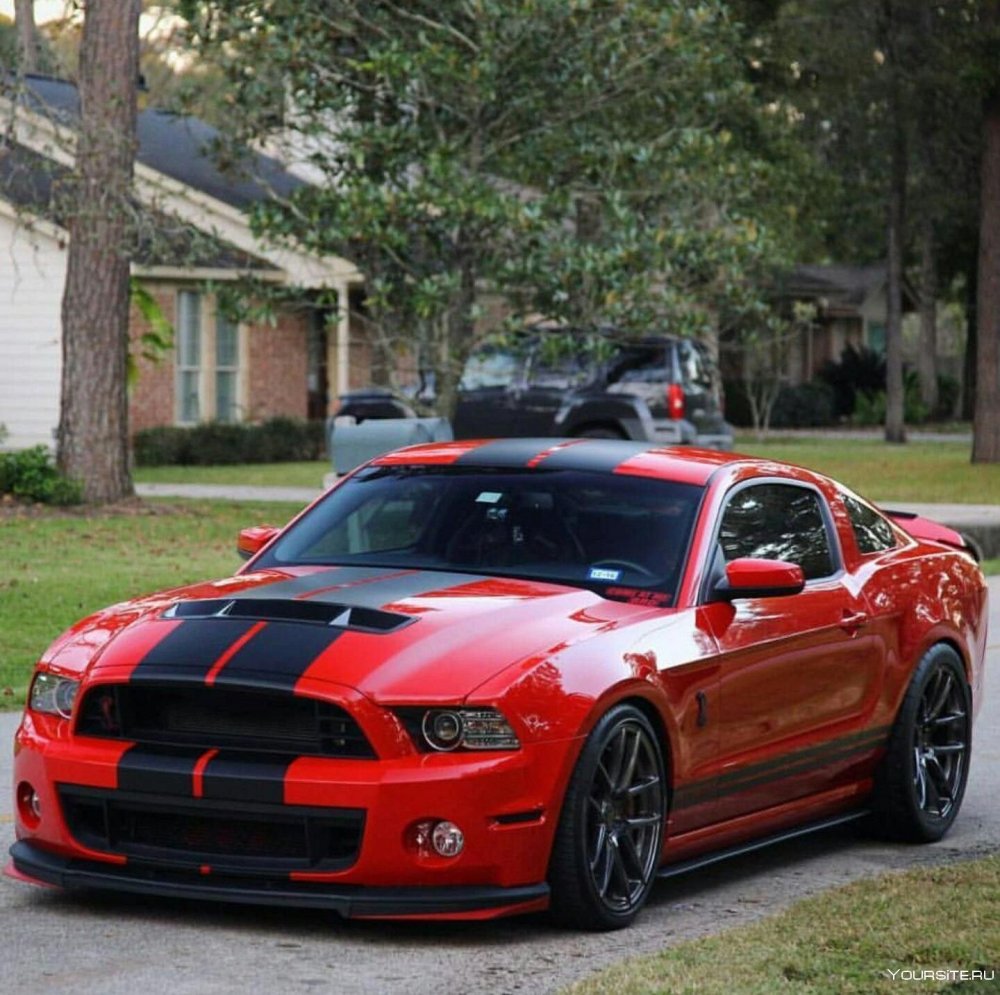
[118,745,201,796]
[537,439,651,472]
[130,618,261,683]
[200,752,292,805]
[454,438,565,468]
[233,568,495,608]
[210,621,341,691]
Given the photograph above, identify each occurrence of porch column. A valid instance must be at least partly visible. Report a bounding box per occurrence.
[335,279,351,400]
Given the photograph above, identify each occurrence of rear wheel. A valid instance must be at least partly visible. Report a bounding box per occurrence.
[872,644,971,842]
[548,704,665,930]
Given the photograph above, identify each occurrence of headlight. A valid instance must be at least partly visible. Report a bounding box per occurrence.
[29,672,80,719]
[400,707,520,751]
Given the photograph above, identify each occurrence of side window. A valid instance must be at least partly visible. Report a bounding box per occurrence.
[844,495,897,554]
[607,346,667,385]
[527,351,589,390]
[676,340,714,391]
[719,484,835,581]
[459,346,521,390]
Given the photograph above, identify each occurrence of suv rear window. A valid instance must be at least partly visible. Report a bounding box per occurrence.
[606,346,668,385]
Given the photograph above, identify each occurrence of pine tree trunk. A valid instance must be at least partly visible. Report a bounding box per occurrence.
[14,0,39,74]
[57,0,141,502]
[883,0,906,444]
[917,217,938,414]
[973,88,1000,462]
[885,123,907,444]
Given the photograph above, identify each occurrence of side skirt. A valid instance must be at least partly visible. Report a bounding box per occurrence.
[657,810,868,880]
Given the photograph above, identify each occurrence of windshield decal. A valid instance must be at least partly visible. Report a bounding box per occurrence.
[588,567,622,582]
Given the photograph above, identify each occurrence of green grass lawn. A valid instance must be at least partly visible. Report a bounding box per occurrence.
[134,461,328,489]
[564,854,1000,995]
[732,436,1000,505]
[0,500,302,704]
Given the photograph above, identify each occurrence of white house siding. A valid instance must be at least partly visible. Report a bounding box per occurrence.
[0,212,65,450]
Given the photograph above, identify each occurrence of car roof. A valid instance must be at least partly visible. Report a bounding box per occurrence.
[369,438,795,487]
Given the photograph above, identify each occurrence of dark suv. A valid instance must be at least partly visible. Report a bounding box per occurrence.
[452,332,733,449]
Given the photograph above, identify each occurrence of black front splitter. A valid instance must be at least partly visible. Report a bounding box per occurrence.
[9,841,550,917]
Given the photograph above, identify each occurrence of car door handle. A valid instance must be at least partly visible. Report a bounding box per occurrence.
[839,610,868,633]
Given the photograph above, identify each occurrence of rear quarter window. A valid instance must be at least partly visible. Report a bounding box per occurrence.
[843,495,897,554]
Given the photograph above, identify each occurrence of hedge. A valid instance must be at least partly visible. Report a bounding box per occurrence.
[133,418,326,466]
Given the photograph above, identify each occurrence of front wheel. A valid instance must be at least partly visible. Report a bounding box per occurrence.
[872,644,971,842]
[548,704,666,930]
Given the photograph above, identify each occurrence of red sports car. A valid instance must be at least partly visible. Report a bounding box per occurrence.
[8,439,988,930]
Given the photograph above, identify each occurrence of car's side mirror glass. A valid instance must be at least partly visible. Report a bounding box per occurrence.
[237,525,281,561]
[711,557,805,601]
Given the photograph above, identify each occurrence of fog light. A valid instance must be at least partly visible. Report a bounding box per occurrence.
[16,782,41,826]
[431,820,464,858]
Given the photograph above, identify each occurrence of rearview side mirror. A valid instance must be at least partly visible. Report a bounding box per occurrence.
[711,557,805,601]
[237,525,281,561]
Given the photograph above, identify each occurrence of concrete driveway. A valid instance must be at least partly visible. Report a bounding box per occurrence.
[2,579,997,995]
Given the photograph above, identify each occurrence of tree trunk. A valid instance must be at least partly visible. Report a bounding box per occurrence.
[962,252,977,421]
[14,0,39,74]
[973,88,1000,462]
[883,0,907,444]
[884,121,907,444]
[917,217,938,414]
[57,0,141,503]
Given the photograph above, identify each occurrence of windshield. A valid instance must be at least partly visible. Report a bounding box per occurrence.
[257,466,703,603]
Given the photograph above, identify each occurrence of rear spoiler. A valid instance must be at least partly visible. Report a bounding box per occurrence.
[883,509,981,562]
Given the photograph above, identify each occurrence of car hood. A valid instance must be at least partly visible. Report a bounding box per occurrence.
[65,566,659,703]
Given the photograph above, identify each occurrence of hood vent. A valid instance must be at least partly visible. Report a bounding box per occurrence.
[164,598,415,634]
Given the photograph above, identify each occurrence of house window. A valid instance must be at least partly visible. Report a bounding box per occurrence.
[175,290,243,424]
[176,291,202,423]
[215,311,240,424]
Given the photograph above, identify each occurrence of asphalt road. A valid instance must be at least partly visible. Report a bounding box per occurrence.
[2,579,997,995]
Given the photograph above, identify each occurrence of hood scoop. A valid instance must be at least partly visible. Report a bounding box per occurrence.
[164,598,416,634]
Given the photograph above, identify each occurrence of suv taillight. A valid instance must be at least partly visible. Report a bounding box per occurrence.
[667,383,685,420]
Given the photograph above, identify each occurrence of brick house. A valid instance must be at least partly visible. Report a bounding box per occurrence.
[0,75,366,451]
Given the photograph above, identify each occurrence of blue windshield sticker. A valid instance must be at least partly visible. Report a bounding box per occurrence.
[588,567,622,582]
[476,491,503,504]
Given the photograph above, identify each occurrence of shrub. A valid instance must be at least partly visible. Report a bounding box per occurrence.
[133,418,327,467]
[721,380,753,428]
[770,382,836,428]
[817,346,886,419]
[935,374,961,421]
[0,447,83,505]
[851,376,928,427]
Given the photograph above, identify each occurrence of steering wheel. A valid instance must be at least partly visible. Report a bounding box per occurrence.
[590,558,656,579]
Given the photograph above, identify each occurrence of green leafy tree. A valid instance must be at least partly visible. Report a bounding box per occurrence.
[745,0,984,443]
[182,0,809,416]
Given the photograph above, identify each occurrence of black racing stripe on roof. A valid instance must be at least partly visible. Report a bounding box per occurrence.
[454,439,564,468]
[118,746,201,797]
[210,622,341,691]
[200,752,292,805]
[130,619,261,683]
[537,439,652,472]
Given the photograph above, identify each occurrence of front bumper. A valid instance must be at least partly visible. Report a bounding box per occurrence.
[8,841,549,918]
[11,711,572,919]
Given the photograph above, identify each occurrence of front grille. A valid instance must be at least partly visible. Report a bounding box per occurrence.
[59,786,364,871]
[76,684,375,759]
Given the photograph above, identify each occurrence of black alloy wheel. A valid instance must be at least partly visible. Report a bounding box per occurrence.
[873,644,971,842]
[548,704,666,930]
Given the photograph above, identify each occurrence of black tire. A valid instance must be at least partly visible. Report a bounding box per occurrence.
[576,426,626,440]
[871,644,972,843]
[548,704,666,930]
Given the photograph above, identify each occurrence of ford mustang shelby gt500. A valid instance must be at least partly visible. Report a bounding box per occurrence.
[8,439,987,930]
